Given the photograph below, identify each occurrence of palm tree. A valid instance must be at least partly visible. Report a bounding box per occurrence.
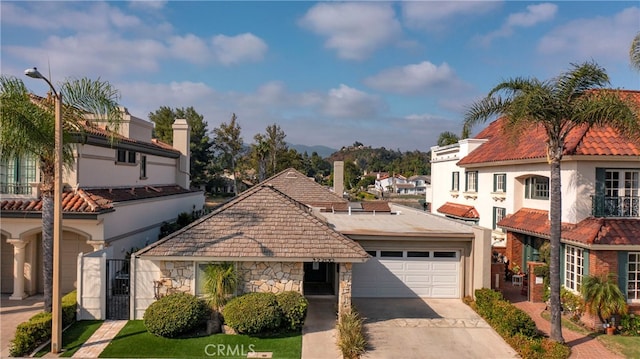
[0,74,122,312]
[437,131,460,146]
[581,274,628,326]
[463,61,639,342]
[631,32,640,71]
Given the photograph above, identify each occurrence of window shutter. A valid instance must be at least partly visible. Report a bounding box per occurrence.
[492,207,496,229]
[525,178,530,199]
[493,174,497,192]
[503,175,507,192]
[560,243,566,286]
[594,168,606,216]
[618,251,628,299]
[465,173,468,192]
[583,248,590,277]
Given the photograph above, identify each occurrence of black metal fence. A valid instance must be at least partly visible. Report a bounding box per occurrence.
[106,259,130,320]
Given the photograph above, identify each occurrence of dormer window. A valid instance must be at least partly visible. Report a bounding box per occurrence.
[524,176,549,200]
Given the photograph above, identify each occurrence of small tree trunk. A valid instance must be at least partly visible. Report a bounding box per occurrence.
[548,157,564,343]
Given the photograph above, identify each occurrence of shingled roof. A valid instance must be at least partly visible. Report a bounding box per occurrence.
[458,90,640,166]
[0,185,196,215]
[498,208,640,246]
[137,184,369,261]
[262,168,347,209]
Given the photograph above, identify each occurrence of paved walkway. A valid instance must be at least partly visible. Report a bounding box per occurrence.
[502,282,622,359]
[0,294,45,357]
[71,320,127,358]
[301,296,341,359]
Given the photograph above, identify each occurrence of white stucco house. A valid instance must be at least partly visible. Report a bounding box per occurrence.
[429,90,640,314]
[1,108,204,300]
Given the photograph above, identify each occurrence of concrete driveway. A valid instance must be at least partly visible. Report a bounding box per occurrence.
[353,298,518,359]
[1,294,44,357]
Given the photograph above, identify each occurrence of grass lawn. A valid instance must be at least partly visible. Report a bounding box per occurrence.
[540,310,640,358]
[99,321,302,359]
[34,320,103,357]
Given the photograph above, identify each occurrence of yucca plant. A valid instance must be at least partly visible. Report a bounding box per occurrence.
[337,308,367,359]
[581,274,628,325]
[202,262,238,312]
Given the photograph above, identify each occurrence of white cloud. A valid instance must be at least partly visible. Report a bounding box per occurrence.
[323,84,386,118]
[478,3,557,46]
[211,33,268,65]
[299,3,401,60]
[168,34,211,64]
[128,1,167,11]
[401,1,500,31]
[364,61,468,95]
[538,7,640,62]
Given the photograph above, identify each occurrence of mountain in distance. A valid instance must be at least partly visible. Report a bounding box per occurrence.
[288,143,337,158]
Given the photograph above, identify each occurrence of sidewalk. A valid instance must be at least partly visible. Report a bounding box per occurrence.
[71,320,127,358]
[501,282,622,359]
[301,296,341,359]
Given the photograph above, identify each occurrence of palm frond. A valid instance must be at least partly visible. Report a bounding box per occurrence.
[630,32,640,71]
[554,61,609,102]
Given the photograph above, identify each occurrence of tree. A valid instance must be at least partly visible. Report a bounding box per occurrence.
[437,131,460,146]
[581,274,628,326]
[148,106,213,188]
[148,106,174,144]
[1,75,123,312]
[631,32,640,71]
[264,124,287,177]
[251,133,269,182]
[463,61,639,342]
[212,113,243,195]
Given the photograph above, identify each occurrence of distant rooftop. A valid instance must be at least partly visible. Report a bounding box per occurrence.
[320,203,474,237]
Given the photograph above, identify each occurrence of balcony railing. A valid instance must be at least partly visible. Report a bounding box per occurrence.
[0,183,33,195]
[592,195,639,217]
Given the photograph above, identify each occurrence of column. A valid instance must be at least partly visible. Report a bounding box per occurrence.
[338,263,352,316]
[8,239,28,300]
[86,240,105,252]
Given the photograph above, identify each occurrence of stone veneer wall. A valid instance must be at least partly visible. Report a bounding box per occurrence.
[338,263,352,314]
[238,261,303,294]
[155,261,194,297]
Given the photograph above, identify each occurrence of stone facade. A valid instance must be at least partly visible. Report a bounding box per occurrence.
[155,261,194,298]
[237,261,303,294]
[338,263,352,313]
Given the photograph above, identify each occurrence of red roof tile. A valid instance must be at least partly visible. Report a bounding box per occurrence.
[458,90,640,166]
[437,202,479,219]
[0,185,197,214]
[498,208,640,246]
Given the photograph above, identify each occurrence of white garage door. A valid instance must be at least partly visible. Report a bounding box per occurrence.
[352,250,460,298]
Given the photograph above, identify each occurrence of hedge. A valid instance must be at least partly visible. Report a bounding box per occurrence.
[276,291,308,331]
[223,292,282,335]
[143,292,210,338]
[10,291,78,357]
[472,288,570,359]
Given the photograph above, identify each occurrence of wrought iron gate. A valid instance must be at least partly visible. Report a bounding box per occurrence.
[106,259,130,320]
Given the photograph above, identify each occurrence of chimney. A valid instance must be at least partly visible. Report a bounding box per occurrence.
[172,119,190,189]
[334,161,344,198]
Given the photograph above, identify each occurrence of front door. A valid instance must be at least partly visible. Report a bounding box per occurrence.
[303,262,335,295]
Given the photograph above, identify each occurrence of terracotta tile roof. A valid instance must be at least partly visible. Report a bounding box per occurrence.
[262,168,347,209]
[498,208,640,246]
[458,90,640,166]
[0,185,196,214]
[138,184,369,261]
[437,202,479,219]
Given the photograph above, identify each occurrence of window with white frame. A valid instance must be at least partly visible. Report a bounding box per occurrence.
[493,207,506,230]
[605,170,639,217]
[465,171,478,192]
[629,252,640,302]
[525,176,549,200]
[494,173,506,192]
[451,172,460,191]
[564,246,584,292]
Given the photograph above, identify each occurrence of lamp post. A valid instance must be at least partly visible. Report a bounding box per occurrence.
[24,67,63,354]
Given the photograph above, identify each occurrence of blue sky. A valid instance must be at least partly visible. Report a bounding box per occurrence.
[2,1,639,152]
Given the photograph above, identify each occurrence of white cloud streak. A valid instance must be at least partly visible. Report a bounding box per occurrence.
[364,61,469,95]
[477,3,557,46]
[299,2,401,60]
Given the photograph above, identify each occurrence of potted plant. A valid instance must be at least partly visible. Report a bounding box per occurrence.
[581,274,628,334]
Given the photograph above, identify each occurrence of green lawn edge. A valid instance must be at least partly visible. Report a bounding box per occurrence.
[34,320,104,357]
[99,320,302,359]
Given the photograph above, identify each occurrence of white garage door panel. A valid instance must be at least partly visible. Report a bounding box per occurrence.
[352,251,460,298]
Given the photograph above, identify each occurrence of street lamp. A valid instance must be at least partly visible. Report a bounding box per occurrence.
[24,67,63,354]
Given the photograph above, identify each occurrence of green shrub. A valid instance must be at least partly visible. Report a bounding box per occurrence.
[222,292,282,335]
[559,288,584,321]
[490,301,538,338]
[276,291,308,331]
[620,313,640,336]
[9,291,78,357]
[506,334,570,359]
[143,292,210,338]
[474,288,504,318]
[337,309,366,359]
